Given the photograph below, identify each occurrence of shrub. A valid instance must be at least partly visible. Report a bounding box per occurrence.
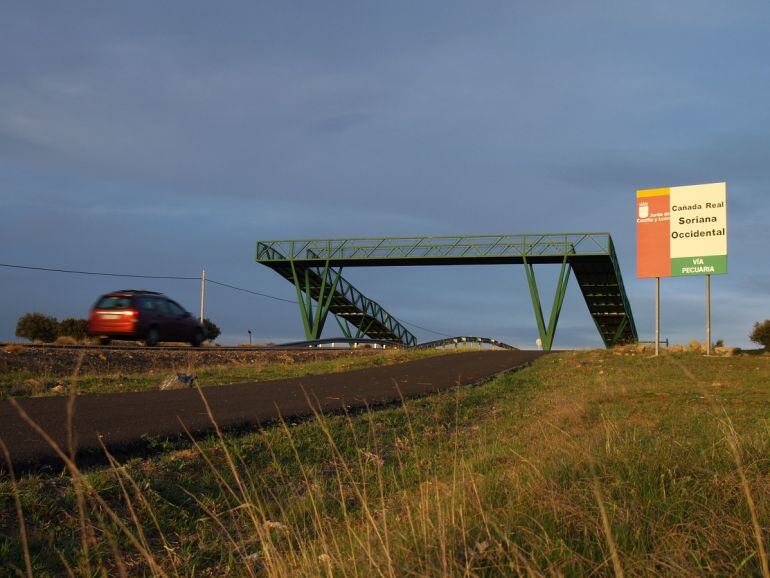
[749,320,770,349]
[15,312,59,343]
[203,318,221,341]
[58,317,89,340]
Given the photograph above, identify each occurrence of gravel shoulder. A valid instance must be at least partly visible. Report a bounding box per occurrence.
[0,344,380,377]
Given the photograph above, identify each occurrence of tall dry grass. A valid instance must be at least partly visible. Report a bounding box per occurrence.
[1,350,768,576]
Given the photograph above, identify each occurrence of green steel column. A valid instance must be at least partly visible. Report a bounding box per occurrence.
[523,258,548,346]
[336,316,353,339]
[336,316,375,341]
[354,318,375,338]
[289,260,342,340]
[315,262,341,337]
[544,256,571,349]
[523,255,571,351]
[312,261,329,334]
[290,261,313,339]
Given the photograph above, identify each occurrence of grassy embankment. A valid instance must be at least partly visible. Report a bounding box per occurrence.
[1,349,768,576]
[0,348,445,398]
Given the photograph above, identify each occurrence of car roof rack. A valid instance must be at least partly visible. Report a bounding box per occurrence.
[111,290,163,295]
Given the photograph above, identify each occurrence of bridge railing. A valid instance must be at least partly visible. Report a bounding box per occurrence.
[278,337,405,349]
[412,336,517,350]
[607,236,638,341]
[257,233,611,263]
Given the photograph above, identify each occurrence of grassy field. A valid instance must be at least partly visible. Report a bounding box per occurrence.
[0,348,444,398]
[1,349,768,576]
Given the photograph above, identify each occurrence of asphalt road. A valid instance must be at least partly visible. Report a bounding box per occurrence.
[0,350,544,471]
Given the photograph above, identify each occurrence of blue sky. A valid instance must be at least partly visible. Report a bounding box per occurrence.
[1,1,769,347]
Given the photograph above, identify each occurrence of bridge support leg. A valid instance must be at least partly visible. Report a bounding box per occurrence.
[289,261,342,340]
[336,316,353,339]
[336,316,375,340]
[609,315,629,347]
[523,255,571,351]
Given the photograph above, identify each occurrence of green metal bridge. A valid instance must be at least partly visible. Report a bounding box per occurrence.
[255,244,417,346]
[256,233,638,349]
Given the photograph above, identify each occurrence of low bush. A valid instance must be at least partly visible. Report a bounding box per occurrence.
[15,312,59,342]
[203,318,221,341]
[58,317,89,340]
[749,320,770,349]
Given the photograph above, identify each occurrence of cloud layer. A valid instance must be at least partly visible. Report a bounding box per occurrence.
[2,1,768,347]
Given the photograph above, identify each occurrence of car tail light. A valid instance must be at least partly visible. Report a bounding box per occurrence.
[96,309,138,320]
[110,309,138,316]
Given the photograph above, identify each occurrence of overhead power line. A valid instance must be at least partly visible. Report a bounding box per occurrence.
[0,262,198,280]
[0,262,296,304]
[393,317,453,338]
[206,279,297,304]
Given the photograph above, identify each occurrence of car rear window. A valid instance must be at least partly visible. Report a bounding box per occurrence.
[138,297,165,312]
[166,301,187,316]
[95,296,134,309]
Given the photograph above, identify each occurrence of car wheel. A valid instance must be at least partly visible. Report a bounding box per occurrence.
[145,327,160,347]
[190,329,204,347]
[99,337,111,346]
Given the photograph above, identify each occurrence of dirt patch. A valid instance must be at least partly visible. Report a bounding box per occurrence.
[0,346,379,378]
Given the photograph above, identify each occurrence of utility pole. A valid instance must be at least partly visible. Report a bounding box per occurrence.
[200,268,206,322]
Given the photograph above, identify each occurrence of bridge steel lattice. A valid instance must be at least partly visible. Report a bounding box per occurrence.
[256,244,417,346]
[256,233,638,349]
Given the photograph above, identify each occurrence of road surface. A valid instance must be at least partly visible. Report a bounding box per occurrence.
[0,350,544,470]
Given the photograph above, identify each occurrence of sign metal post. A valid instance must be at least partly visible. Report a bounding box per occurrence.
[655,277,660,357]
[706,274,711,355]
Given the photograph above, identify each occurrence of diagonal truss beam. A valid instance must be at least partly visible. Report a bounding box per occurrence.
[609,315,629,347]
[282,258,415,344]
[336,315,376,340]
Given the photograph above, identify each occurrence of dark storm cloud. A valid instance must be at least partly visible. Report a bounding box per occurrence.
[2,1,769,346]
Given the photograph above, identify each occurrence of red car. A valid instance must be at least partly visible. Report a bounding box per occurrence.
[87,290,205,346]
